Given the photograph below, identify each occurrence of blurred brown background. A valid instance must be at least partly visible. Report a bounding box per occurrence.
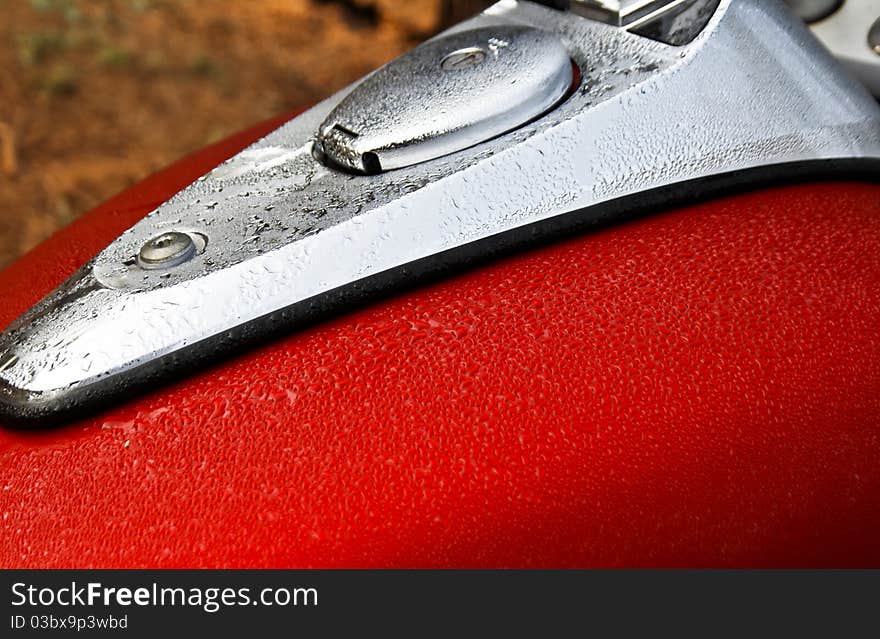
[0,0,493,268]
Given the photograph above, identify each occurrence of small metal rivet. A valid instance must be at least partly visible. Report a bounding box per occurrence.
[441,47,487,71]
[870,17,880,56]
[137,231,197,270]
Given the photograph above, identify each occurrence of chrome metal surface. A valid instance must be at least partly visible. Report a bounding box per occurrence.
[314,25,572,173]
[869,16,880,55]
[569,0,681,26]
[2,0,880,421]
[568,0,721,46]
[626,0,721,46]
[0,354,16,374]
[808,0,880,95]
[783,0,844,24]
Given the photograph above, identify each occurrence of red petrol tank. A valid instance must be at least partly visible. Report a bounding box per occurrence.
[1,113,879,567]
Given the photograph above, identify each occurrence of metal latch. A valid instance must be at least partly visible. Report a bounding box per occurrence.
[314,25,573,173]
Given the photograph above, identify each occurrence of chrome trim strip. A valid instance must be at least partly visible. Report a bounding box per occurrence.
[2,0,879,422]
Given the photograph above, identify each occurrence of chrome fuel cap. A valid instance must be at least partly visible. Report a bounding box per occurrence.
[314,25,573,174]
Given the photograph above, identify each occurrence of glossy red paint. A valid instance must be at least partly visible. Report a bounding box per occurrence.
[1,114,879,567]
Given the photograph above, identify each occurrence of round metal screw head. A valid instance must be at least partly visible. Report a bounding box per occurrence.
[137,231,196,269]
[441,47,487,71]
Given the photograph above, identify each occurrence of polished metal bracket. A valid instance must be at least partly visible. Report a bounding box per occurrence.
[1,0,879,423]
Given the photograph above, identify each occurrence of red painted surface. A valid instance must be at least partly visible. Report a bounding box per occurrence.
[0,114,879,567]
